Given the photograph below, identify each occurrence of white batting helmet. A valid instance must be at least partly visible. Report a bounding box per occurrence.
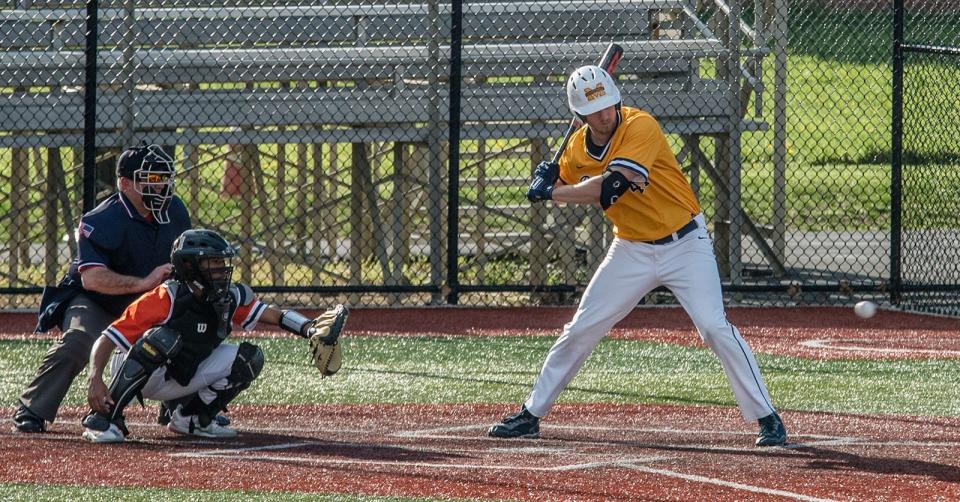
[566,65,621,116]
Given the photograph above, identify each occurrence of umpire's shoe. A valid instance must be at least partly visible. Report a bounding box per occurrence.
[756,412,787,447]
[488,405,540,439]
[12,404,46,433]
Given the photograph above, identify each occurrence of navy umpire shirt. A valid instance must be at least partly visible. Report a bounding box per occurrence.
[67,192,191,317]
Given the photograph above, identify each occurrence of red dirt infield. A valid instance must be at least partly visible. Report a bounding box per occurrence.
[3,403,959,501]
[3,306,957,360]
[3,307,959,499]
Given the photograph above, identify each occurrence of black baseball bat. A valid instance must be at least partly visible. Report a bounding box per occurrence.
[550,43,624,164]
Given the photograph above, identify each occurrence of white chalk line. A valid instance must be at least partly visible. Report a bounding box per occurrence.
[147,421,954,499]
[171,440,674,471]
[800,338,960,356]
[621,463,838,502]
[174,437,837,500]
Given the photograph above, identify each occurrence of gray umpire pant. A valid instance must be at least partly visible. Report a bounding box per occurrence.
[18,294,115,422]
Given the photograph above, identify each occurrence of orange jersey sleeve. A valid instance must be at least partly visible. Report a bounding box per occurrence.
[232,283,268,332]
[103,284,174,352]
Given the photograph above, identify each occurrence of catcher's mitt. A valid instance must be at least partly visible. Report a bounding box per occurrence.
[308,304,349,377]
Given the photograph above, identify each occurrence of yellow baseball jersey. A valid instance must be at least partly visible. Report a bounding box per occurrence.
[558,106,701,241]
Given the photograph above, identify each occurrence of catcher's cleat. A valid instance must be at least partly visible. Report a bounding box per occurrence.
[157,401,172,425]
[12,405,46,433]
[82,422,125,443]
[158,401,230,427]
[488,406,540,439]
[756,412,787,447]
[167,405,237,439]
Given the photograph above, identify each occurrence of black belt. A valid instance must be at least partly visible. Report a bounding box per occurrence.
[644,218,698,245]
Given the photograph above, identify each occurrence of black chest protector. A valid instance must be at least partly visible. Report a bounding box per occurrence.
[163,281,238,386]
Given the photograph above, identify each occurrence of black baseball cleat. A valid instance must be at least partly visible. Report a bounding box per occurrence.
[756,412,787,446]
[157,401,174,425]
[158,401,231,427]
[488,406,540,438]
[12,405,46,433]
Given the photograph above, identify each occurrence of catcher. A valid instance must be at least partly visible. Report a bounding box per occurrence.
[81,228,348,443]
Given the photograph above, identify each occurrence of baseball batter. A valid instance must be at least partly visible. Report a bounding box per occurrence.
[488,65,787,447]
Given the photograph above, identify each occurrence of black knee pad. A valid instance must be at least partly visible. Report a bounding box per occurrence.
[181,343,263,426]
[229,342,264,386]
[131,326,182,366]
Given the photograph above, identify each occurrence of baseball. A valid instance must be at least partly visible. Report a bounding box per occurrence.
[854,301,877,319]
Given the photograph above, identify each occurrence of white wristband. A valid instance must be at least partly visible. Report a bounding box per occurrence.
[280,310,311,337]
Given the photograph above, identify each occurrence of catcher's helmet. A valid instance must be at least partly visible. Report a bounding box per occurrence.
[566,65,621,117]
[171,229,236,302]
[117,144,176,224]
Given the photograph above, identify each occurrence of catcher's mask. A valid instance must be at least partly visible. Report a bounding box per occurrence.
[171,229,236,303]
[117,145,176,224]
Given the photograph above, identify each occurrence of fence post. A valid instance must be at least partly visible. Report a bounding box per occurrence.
[349,142,367,305]
[890,0,904,305]
[727,0,744,285]
[771,0,789,264]
[82,0,100,213]
[9,148,29,281]
[120,0,135,147]
[44,149,64,285]
[446,0,463,305]
[427,0,446,304]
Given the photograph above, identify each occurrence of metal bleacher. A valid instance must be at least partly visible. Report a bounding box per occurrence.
[0,0,788,303]
[0,0,763,146]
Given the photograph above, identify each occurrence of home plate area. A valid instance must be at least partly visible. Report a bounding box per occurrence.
[156,403,959,501]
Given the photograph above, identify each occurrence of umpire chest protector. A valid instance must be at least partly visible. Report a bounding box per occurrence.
[162,281,240,385]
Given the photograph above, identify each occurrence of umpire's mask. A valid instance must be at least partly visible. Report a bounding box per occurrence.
[117,145,176,224]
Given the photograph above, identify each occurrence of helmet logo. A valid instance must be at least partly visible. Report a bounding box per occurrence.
[584,84,607,102]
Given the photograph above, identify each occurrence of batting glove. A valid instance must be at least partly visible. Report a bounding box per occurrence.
[526,176,555,202]
[532,161,559,186]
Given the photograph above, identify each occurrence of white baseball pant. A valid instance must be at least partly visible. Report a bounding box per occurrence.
[524,213,777,421]
[110,343,239,406]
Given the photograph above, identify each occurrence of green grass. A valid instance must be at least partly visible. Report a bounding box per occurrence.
[3,331,957,500]
[3,336,958,417]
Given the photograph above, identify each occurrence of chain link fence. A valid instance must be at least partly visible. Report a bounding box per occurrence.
[0,0,957,312]
[894,0,960,315]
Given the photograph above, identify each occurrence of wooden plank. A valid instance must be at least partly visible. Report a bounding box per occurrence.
[0,82,736,131]
[43,148,63,285]
[0,19,52,49]
[0,42,723,70]
[0,116,747,148]
[0,39,724,85]
[0,1,688,50]
[0,58,692,87]
[0,1,686,22]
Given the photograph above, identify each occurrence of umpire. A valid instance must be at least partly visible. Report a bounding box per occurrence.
[12,145,190,433]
